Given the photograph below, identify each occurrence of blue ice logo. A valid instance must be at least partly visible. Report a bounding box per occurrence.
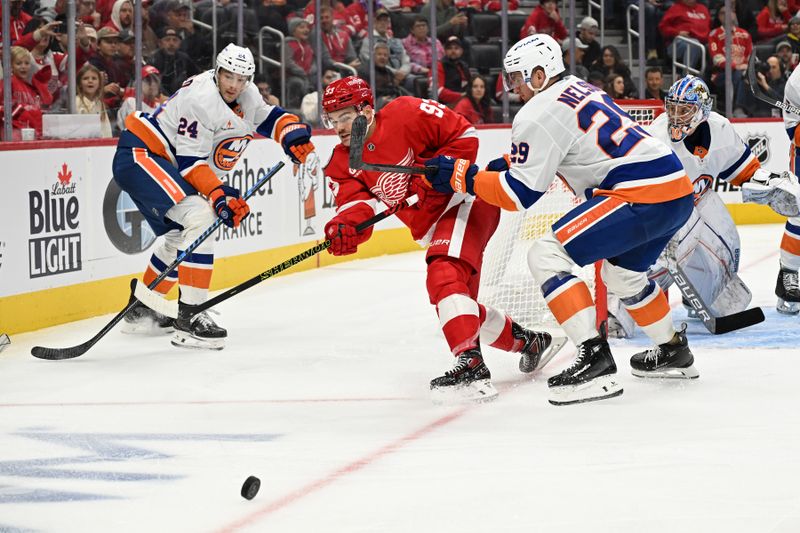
[0,429,281,504]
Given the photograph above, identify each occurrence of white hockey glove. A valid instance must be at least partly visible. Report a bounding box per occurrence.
[741,169,800,217]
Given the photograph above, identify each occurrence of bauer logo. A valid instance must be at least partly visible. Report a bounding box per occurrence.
[214,135,253,171]
[747,134,770,164]
[103,177,157,254]
[28,163,82,278]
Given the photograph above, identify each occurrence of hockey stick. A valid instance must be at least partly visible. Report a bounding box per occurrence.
[188,193,419,315]
[747,54,800,116]
[668,264,765,334]
[30,160,286,361]
[349,115,436,175]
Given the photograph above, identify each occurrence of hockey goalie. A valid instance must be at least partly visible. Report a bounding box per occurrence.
[608,76,800,337]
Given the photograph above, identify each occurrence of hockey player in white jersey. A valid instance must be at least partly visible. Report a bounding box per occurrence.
[424,34,700,405]
[778,65,800,314]
[608,75,800,337]
[112,43,316,349]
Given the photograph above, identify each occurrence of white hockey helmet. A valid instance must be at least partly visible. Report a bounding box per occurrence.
[502,34,565,94]
[215,43,255,82]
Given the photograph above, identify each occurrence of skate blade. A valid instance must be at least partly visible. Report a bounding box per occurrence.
[519,336,569,373]
[548,374,623,406]
[631,365,699,379]
[777,298,800,315]
[121,319,174,336]
[170,331,225,351]
[430,379,499,405]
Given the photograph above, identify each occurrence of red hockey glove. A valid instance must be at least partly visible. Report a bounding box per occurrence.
[325,220,359,256]
[424,155,478,195]
[209,185,250,228]
[279,122,316,164]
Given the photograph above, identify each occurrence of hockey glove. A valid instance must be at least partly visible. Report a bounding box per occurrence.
[741,169,800,217]
[424,155,478,195]
[209,185,250,228]
[485,154,511,172]
[279,122,316,164]
[324,220,359,256]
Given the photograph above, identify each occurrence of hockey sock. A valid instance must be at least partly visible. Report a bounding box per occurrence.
[620,280,675,346]
[541,273,597,346]
[428,258,480,355]
[142,246,178,295]
[780,219,800,271]
[478,304,520,352]
[178,251,214,305]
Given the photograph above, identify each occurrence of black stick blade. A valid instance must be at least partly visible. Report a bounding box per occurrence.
[349,115,368,169]
[712,307,765,335]
[31,343,91,360]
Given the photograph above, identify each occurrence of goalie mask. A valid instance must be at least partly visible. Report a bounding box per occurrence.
[502,34,565,95]
[665,75,712,142]
[321,76,374,129]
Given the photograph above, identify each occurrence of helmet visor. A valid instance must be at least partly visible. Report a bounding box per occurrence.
[502,70,525,92]
[321,108,359,130]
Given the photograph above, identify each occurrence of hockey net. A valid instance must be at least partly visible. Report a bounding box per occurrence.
[477,100,664,330]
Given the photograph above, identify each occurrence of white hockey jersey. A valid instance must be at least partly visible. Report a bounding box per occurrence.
[479,76,692,211]
[123,70,294,195]
[783,65,800,131]
[647,111,760,189]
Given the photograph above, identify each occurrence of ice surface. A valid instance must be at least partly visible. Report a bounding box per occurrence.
[0,224,798,532]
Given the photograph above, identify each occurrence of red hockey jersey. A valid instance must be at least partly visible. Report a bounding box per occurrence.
[325,96,478,241]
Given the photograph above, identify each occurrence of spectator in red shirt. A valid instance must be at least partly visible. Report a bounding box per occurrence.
[453,74,493,124]
[318,5,360,68]
[708,6,752,110]
[285,18,320,108]
[77,0,103,29]
[658,0,711,70]
[756,0,791,42]
[520,0,568,41]
[0,46,53,140]
[104,0,133,32]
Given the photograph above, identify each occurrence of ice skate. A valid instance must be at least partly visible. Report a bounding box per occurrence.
[171,302,227,350]
[630,325,699,379]
[121,294,174,335]
[511,323,566,373]
[430,348,498,404]
[776,267,800,315]
[548,336,623,406]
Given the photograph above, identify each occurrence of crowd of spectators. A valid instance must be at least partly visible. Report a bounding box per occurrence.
[1,0,797,140]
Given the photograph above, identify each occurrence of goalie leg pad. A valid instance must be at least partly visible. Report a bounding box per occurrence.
[742,169,800,217]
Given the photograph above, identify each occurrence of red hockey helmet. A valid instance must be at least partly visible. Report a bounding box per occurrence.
[321,76,374,128]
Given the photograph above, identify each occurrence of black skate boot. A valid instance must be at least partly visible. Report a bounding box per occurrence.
[547,336,623,406]
[171,302,227,350]
[121,293,174,335]
[776,267,800,315]
[512,323,565,373]
[430,348,498,403]
[630,324,699,379]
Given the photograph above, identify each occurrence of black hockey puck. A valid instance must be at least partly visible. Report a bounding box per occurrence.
[241,476,260,500]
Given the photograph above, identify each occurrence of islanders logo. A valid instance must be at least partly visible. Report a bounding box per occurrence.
[214,135,253,171]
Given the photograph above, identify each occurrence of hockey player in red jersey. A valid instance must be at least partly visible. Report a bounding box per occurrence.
[321,76,559,402]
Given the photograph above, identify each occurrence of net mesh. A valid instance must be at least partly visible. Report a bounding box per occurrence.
[477,100,663,330]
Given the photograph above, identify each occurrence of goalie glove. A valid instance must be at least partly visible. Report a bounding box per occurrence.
[741,169,800,217]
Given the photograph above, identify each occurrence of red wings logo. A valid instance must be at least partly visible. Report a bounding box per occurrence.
[57,163,72,186]
[214,135,253,171]
[369,149,414,205]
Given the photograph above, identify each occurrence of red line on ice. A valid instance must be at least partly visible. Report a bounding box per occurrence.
[214,406,471,532]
